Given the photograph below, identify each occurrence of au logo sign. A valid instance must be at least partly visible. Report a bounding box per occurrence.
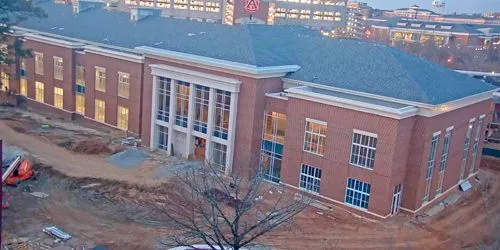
[244,0,260,13]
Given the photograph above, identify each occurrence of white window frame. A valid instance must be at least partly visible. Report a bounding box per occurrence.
[157,124,168,151]
[117,105,129,130]
[303,118,327,156]
[436,127,453,195]
[53,87,64,109]
[118,72,130,99]
[95,66,106,92]
[35,52,44,75]
[345,178,371,210]
[20,78,27,96]
[469,115,485,175]
[76,64,85,85]
[212,142,227,172]
[460,119,475,181]
[35,81,44,103]
[156,77,171,122]
[299,164,322,193]
[76,93,85,114]
[423,131,440,203]
[349,129,378,170]
[95,99,106,123]
[53,56,64,80]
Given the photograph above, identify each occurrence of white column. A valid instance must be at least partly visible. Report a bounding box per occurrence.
[225,91,238,175]
[204,88,216,164]
[149,75,158,151]
[167,80,177,156]
[184,83,196,159]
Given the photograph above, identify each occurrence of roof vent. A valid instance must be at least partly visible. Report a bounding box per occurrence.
[130,7,161,22]
[73,0,106,14]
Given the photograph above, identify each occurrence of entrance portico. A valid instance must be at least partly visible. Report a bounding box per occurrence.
[149,64,240,174]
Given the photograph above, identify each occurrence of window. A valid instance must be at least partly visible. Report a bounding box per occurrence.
[214,90,230,139]
[157,125,168,151]
[175,81,190,127]
[20,79,27,96]
[53,57,63,80]
[303,119,327,156]
[157,77,171,122]
[35,81,44,102]
[76,65,85,85]
[437,128,452,195]
[423,132,440,203]
[470,116,484,175]
[260,112,286,183]
[35,52,44,75]
[95,99,106,123]
[54,87,64,109]
[212,142,227,172]
[460,120,474,181]
[345,178,371,209]
[194,85,209,133]
[299,164,321,193]
[0,72,9,91]
[95,67,106,92]
[350,131,377,169]
[118,72,130,99]
[117,106,129,130]
[76,94,85,114]
[20,59,27,77]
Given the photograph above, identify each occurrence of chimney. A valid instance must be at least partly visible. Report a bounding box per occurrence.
[130,7,162,22]
[73,0,106,14]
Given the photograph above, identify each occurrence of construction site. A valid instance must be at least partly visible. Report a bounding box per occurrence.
[1,106,500,250]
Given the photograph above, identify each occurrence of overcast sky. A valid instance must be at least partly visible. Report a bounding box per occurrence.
[362,0,500,14]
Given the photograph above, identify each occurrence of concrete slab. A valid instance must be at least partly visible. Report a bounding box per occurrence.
[106,148,148,169]
[444,193,461,206]
[425,204,444,216]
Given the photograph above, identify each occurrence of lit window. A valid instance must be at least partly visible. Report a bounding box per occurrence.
[470,116,484,175]
[260,112,286,183]
[35,52,44,75]
[118,72,130,99]
[76,94,85,114]
[423,132,440,203]
[194,85,209,133]
[350,130,377,169]
[214,90,231,140]
[54,87,64,109]
[212,142,227,172]
[76,65,85,85]
[117,106,129,130]
[299,164,321,193]
[0,72,9,91]
[35,81,44,102]
[345,178,371,209]
[20,79,27,96]
[157,77,171,122]
[175,81,190,127]
[95,99,106,123]
[303,119,326,156]
[95,67,106,92]
[53,57,63,80]
[436,128,452,195]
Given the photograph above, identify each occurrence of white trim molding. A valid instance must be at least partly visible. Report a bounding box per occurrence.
[85,45,144,63]
[136,46,300,79]
[287,86,419,120]
[150,64,241,93]
[353,129,378,138]
[24,33,84,49]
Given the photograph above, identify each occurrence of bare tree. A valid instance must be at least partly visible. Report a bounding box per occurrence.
[157,163,311,250]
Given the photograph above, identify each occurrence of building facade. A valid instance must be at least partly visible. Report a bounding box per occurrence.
[1,1,497,219]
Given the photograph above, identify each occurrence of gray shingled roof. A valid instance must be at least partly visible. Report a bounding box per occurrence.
[18,1,497,105]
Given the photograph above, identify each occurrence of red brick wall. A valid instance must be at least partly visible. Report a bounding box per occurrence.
[403,100,492,211]
[281,97,404,216]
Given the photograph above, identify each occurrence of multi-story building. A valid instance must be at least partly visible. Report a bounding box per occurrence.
[2,1,498,218]
[120,0,347,30]
[366,18,500,48]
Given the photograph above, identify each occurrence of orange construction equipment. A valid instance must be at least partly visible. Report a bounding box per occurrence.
[4,159,34,186]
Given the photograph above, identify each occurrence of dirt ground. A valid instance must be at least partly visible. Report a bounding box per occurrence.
[2,107,500,250]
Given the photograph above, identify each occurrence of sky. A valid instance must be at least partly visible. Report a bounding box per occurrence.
[362,0,500,14]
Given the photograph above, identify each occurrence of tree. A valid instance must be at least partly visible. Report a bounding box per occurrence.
[158,163,311,250]
[0,0,46,65]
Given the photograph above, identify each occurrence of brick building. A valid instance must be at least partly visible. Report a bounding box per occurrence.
[1,1,498,218]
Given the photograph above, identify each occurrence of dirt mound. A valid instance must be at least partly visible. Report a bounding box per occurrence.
[72,139,112,155]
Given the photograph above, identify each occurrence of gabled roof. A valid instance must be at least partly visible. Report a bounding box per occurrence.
[17,1,496,105]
